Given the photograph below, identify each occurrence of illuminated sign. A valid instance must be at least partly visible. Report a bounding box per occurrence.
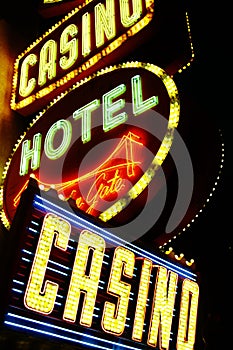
[2,185,199,349]
[11,0,155,116]
[1,62,180,230]
[38,0,97,18]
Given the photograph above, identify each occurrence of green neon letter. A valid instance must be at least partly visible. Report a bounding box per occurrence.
[73,99,100,143]
[44,119,72,160]
[19,133,42,176]
[103,84,127,132]
[132,75,158,116]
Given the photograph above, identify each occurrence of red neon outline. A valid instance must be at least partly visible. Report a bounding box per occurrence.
[14,132,143,211]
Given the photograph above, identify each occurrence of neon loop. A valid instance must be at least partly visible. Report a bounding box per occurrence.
[98,62,180,222]
[0,61,180,229]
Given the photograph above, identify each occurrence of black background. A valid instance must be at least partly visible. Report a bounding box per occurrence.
[183,2,231,348]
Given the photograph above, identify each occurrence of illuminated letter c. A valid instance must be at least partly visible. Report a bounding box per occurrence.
[24,213,70,314]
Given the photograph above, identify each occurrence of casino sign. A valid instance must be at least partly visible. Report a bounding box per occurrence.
[2,181,199,350]
[1,62,180,233]
[10,0,155,116]
[0,1,204,349]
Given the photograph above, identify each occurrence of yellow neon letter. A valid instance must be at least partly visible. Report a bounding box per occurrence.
[24,213,70,314]
[102,246,135,335]
[120,0,143,27]
[43,0,62,3]
[19,54,37,98]
[82,12,91,57]
[177,279,199,350]
[95,0,116,48]
[38,39,57,86]
[59,24,78,70]
[148,266,178,348]
[132,258,152,341]
[63,230,105,327]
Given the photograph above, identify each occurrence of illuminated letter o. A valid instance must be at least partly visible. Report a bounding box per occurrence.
[44,119,72,159]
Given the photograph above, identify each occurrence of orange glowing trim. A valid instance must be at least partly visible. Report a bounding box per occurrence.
[54,131,142,192]
[13,131,142,209]
[85,169,125,212]
[99,62,180,222]
[13,180,29,207]
[2,61,179,230]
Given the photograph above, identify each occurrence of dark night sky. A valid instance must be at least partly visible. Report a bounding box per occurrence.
[183,3,232,348]
[187,4,231,259]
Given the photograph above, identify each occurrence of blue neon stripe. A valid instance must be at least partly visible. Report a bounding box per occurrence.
[5,313,144,350]
[34,195,196,281]
[23,248,72,271]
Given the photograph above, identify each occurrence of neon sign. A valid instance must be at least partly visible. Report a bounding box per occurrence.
[3,189,199,349]
[1,62,180,229]
[11,0,154,116]
[15,131,144,215]
[38,0,100,18]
